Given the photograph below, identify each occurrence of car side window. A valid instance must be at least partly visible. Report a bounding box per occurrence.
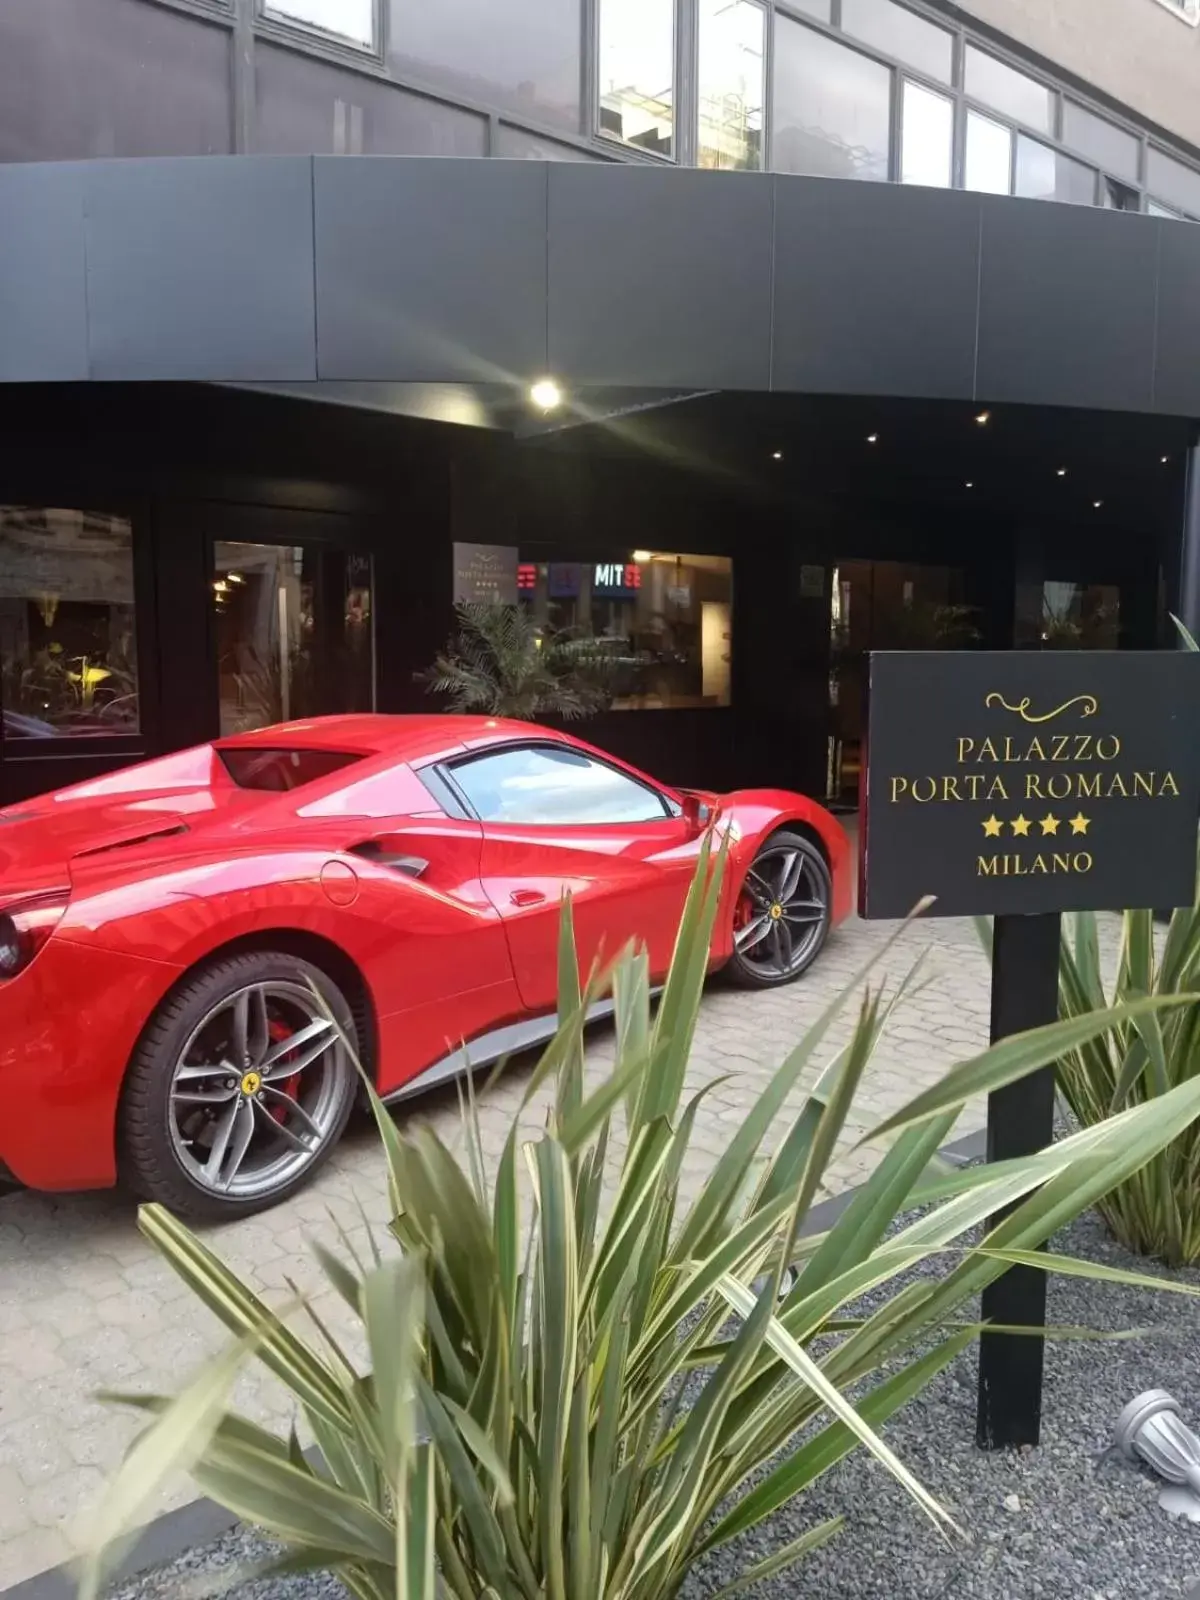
[450,745,671,825]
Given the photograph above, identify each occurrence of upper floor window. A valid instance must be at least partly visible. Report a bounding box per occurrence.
[263,0,375,49]
[773,17,890,183]
[964,46,1052,135]
[1147,146,1200,217]
[598,0,674,157]
[698,0,765,171]
[841,0,952,85]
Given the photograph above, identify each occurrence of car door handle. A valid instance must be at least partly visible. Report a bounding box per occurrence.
[510,889,547,908]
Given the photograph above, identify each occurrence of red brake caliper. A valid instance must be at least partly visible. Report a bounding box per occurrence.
[266,1016,300,1123]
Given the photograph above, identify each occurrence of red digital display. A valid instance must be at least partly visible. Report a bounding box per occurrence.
[517,564,538,592]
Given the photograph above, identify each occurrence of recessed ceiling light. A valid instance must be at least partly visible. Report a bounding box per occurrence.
[772,450,783,460]
[866,433,879,444]
[1056,467,1067,477]
[1162,455,1170,464]
[631,550,653,563]
[1093,499,1103,509]
[530,378,563,411]
[975,410,991,425]
[965,481,974,489]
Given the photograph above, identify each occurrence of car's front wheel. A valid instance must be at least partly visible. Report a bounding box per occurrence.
[727,831,833,989]
[120,950,357,1220]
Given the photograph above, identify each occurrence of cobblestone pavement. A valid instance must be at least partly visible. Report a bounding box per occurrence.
[0,910,1004,1590]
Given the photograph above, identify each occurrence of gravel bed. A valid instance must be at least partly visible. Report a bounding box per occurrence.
[105,1208,1200,1600]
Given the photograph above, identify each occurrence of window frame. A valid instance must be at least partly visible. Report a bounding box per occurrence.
[594,0,681,161]
[258,0,381,59]
[695,0,769,173]
[0,497,157,762]
[435,739,683,827]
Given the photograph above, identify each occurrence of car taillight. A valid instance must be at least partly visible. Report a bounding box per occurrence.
[0,892,68,979]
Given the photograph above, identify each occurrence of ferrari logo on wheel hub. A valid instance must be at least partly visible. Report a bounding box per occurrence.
[240,1070,262,1097]
[769,903,783,920]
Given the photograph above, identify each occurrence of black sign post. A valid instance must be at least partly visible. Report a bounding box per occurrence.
[859,650,1200,1449]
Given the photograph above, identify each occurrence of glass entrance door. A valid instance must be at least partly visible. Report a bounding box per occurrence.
[213,542,374,736]
[828,559,978,806]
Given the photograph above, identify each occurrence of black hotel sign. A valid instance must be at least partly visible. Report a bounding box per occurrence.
[860,651,1200,920]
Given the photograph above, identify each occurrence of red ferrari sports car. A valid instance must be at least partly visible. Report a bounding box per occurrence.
[0,716,850,1217]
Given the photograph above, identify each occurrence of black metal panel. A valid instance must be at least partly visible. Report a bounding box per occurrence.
[0,163,88,382]
[976,197,1158,412]
[314,157,548,382]
[547,165,773,390]
[1152,219,1200,418]
[83,157,318,381]
[773,178,980,400]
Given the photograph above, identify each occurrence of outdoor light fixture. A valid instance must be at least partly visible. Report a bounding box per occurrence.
[975,410,991,425]
[1116,1391,1200,1522]
[965,481,974,489]
[772,451,783,460]
[866,433,879,444]
[1057,468,1067,477]
[1094,499,1104,508]
[530,379,563,411]
[631,550,653,563]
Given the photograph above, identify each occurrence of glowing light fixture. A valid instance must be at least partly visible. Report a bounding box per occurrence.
[866,433,879,444]
[975,410,991,425]
[530,379,563,411]
[1056,467,1067,477]
[965,481,974,489]
[772,450,783,460]
[1093,499,1103,509]
[631,550,654,563]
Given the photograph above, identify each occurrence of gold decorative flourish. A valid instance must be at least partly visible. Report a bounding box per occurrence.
[984,693,1098,724]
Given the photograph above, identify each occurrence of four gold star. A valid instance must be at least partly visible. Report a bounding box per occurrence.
[976,812,1089,838]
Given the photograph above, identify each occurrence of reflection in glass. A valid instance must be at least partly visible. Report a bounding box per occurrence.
[1015,136,1096,204]
[0,507,139,739]
[901,80,952,187]
[388,0,581,133]
[598,0,674,157]
[264,0,374,47]
[773,19,890,183]
[1147,147,1200,219]
[698,0,765,171]
[964,45,1052,133]
[1062,101,1139,184]
[453,745,669,825]
[1025,582,1121,650]
[516,551,732,710]
[1103,177,1141,211]
[841,0,952,83]
[214,543,374,736]
[1149,199,1185,219]
[964,110,1011,195]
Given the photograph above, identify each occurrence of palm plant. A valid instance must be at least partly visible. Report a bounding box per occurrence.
[84,843,1200,1600]
[420,603,614,721]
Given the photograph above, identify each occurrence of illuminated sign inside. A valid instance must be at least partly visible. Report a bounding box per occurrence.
[860,651,1200,919]
[517,564,538,592]
[593,562,642,596]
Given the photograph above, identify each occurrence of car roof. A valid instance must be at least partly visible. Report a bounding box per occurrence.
[215,713,561,766]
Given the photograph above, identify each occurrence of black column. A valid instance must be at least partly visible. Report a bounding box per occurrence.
[1179,444,1200,648]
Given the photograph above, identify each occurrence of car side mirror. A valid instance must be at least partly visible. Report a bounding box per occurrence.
[682,792,711,834]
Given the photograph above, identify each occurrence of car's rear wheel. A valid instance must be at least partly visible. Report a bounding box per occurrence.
[120,951,357,1220]
[727,831,832,989]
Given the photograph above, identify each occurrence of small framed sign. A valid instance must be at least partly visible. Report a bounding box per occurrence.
[860,651,1200,920]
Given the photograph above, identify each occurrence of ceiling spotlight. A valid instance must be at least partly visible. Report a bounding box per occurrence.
[1093,499,1103,509]
[1162,455,1170,464]
[631,550,653,563]
[772,450,783,460]
[530,378,563,411]
[975,410,991,425]
[866,433,879,444]
[965,481,974,489]
[1056,467,1067,477]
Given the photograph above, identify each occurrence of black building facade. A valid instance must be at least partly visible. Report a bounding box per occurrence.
[3,0,1200,811]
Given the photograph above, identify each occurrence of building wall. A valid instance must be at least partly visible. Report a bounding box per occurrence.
[959,0,1200,149]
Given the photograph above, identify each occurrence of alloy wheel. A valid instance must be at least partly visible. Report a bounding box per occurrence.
[734,845,829,981]
[167,980,348,1200]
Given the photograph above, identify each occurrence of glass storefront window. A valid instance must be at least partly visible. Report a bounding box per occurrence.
[1015,136,1096,204]
[214,542,374,736]
[964,109,1012,195]
[698,0,765,172]
[901,79,952,188]
[516,551,732,710]
[0,507,139,740]
[773,18,891,183]
[263,0,375,48]
[598,0,674,158]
